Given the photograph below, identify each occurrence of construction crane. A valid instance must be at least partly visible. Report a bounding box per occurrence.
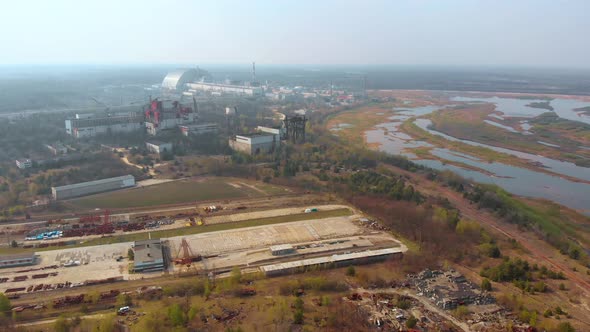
[174,238,202,265]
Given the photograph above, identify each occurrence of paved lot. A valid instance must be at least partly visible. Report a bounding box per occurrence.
[0,242,131,293]
[169,215,362,256]
[204,204,348,225]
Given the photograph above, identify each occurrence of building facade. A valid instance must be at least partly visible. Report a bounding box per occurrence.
[45,143,68,155]
[179,123,218,136]
[52,175,135,200]
[65,113,144,138]
[146,141,173,154]
[0,253,36,269]
[186,82,263,97]
[229,133,279,155]
[15,159,32,169]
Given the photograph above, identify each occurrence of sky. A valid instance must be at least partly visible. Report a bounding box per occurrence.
[0,0,588,68]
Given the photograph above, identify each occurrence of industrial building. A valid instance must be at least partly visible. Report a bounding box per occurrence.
[146,140,173,154]
[270,244,295,256]
[180,123,218,136]
[45,143,68,155]
[144,99,197,135]
[186,82,263,97]
[257,125,284,141]
[161,69,199,91]
[65,113,144,138]
[161,68,211,92]
[133,239,165,273]
[51,175,135,200]
[15,159,32,169]
[260,248,402,277]
[229,133,279,155]
[0,253,36,269]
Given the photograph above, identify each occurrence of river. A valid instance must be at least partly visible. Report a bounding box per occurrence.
[364,100,590,214]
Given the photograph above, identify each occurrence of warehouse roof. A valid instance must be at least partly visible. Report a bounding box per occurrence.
[270,244,294,252]
[52,175,134,192]
[260,248,400,273]
[146,140,171,146]
[134,239,163,263]
[0,253,35,261]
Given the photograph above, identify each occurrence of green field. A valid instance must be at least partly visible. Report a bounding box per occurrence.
[67,178,289,210]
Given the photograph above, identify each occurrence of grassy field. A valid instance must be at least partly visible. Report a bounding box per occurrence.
[67,177,289,210]
[325,105,394,146]
[428,107,590,167]
[1,208,352,254]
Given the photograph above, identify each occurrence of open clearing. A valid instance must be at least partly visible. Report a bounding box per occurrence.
[66,177,290,210]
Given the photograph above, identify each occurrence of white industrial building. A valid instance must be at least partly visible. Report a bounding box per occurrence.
[260,248,402,277]
[161,69,199,91]
[15,159,32,169]
[0,253,36,269]
[146,140,173,154]
[186,82,263,97]
[180,123,218,136]
[45,143,68,155]
[65,113,144,138]
[161,68,211,92]
[144,99,197,136]
[52,175,135,200]
[229,133,279,155]
[257,126,284,140]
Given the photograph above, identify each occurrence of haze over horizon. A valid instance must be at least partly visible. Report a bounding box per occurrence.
[0,0,589,68]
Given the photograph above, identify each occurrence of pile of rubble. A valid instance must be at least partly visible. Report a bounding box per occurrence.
[409,269,495,310]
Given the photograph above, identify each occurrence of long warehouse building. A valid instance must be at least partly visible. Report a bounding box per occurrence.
[52,175,135,200]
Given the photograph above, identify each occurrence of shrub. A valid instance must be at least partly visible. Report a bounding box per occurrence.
[406,315,417,328]
[293,309,304,324]
[346,266,356,277]
[481,278,492,291]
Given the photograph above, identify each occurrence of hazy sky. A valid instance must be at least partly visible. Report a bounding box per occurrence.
[0,0,588,67]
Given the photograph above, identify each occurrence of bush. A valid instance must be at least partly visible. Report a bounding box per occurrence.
[293,309,304,324]
[168,303,186,327]
[346,266,356,277]
[543,309,553,317]
[396,297,411,310]
[556,322,576,332]
[454,305,469,319]
[406,315,417,328]
[481,278,492,291]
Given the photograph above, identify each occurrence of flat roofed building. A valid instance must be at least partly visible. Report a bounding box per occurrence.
[260,248,402,277]
[0,253,36,269]
[65,113,144,138]
[229,133,279,155]
[45,143,68,155]
[15,159,32,169]
[179,123,218,136]
[146,140,173,154]
[133,239,165,273]
[52,175,135,200]
[186,82,263,97]
[270,244,295,256]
